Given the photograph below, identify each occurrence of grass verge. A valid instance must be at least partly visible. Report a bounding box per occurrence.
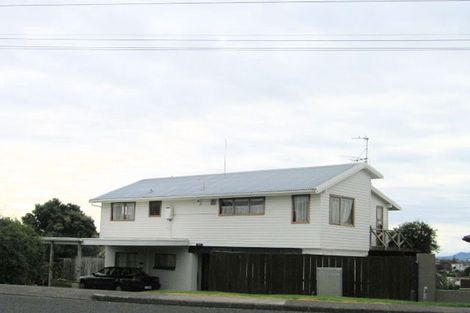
[147,290,470,308]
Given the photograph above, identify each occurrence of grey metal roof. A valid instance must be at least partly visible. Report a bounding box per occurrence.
[91,163,365,202]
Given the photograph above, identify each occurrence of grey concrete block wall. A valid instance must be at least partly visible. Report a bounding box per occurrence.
[436,290,470,304]
[417,253,436,301]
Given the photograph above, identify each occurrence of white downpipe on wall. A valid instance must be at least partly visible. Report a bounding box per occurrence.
[164,205,174,238]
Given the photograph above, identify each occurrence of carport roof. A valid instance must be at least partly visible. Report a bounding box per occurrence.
[41,237,190,246]
[83,238,190,246]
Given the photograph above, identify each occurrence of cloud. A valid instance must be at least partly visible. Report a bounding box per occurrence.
[1,1,470,255]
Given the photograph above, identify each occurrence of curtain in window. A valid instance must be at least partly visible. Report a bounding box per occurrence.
[234,198,250,215]
[340,198,354,225]
[124,203,135,220]
[329,197,340,224]
[112,203,123,221]
[249,198,265,214]
[293,195,309,222]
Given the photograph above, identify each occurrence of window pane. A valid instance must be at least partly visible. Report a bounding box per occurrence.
[293,195,309,222]
[329,197,340,224]
[340,198,354,225]
[112,203,123,221]
[115,252,137,267]
[220,199,234,215]
[154,254,176,270]
[376,206,384,229]
[112,203,135,221]
[249,198,265,214]
[234,198,249,215]
[124,203,135,220]
[149,201,162,216]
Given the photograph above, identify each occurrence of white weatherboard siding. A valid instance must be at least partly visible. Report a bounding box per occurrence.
[100,202,172,238]
[319,170,372,256]
[101,194,322,249]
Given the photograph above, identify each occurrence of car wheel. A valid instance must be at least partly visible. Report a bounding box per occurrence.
[115,285,122,291]
[79,281,86,289]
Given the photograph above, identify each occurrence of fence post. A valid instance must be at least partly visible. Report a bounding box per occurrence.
[75,243,82,282]
[48,242,54,287]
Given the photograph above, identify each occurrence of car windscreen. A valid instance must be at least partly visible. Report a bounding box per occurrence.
[121,268,146,277]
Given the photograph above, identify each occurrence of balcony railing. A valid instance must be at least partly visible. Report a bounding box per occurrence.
[370,227,411,250]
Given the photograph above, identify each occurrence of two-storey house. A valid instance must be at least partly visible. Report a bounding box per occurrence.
[87,163,401,290]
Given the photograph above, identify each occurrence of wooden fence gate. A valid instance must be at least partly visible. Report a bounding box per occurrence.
[207,252,417,300]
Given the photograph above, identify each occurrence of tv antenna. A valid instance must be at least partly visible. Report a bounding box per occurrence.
[352,136,369,163]
[224,138,227,174]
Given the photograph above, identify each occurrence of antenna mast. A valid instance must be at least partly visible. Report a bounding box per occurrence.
[352,136,369,163]
[224,138,227,174]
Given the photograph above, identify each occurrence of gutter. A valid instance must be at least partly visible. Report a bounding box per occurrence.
[89,188,319,204]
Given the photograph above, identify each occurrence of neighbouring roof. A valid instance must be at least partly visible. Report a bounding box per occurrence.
[90,163,384,203]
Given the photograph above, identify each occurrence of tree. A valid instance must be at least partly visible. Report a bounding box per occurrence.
[0,218,43,284]
[394,220,439,254]
[22,198,98,257]
[464,266,470,277]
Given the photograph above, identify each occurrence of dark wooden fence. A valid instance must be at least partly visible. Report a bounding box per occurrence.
[208,252,417,300]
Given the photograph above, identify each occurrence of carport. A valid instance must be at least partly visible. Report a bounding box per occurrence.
[42,237,194,290]
[41,237,102,286]
[83,238,195,290]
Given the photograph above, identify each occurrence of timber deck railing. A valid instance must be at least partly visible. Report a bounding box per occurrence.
[370,227,411,250]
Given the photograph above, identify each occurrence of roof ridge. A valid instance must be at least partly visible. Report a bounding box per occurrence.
[139,163,358,181]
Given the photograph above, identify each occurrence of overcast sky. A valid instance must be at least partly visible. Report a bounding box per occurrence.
[1,1,469,256]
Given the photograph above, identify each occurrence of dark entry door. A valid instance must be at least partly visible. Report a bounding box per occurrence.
[200,254,210,291]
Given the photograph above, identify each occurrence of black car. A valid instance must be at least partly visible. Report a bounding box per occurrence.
[79,267,160,291]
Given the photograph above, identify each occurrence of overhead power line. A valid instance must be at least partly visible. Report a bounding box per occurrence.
[1,45,470,51]
[1,0,470,7]
[1,36,470,42]
[2,33,470,37]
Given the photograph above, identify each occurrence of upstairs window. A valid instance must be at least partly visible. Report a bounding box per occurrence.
[292,195,310,223]
[329,195,354,226]
[149,201,162,217]
[219,197,265,216]
[111,202,135,221]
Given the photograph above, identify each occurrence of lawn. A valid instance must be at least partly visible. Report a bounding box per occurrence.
[148,290,470,308]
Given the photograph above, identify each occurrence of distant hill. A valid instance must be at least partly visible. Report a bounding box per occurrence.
[439,252,470,261]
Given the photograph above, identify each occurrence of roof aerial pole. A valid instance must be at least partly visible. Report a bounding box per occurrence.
[352,136,369,163]
[224,138,227,174]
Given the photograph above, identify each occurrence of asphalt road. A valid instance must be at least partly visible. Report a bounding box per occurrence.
[0,294,292,313]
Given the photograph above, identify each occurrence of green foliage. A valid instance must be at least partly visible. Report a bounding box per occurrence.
[22,198,99,257]
[0,218,44,284]
[465,267,470,277]
[394,220,439,254]
[436,272,459,290]
[22,198,97,238]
